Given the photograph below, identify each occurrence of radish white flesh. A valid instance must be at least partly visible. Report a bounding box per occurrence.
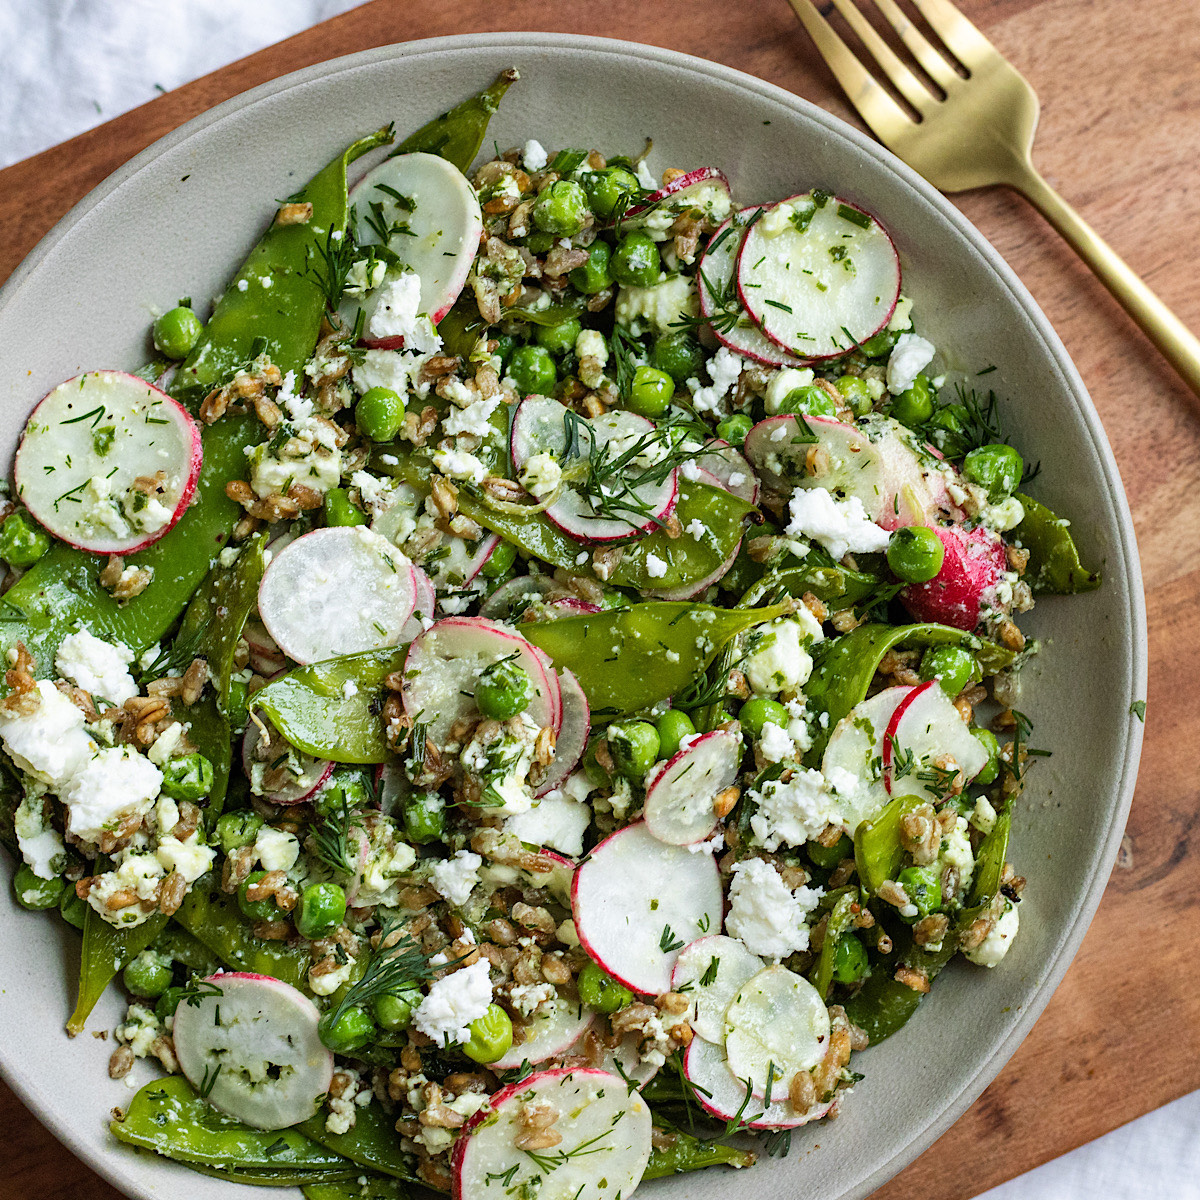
[428,531,501,597]
[479,576,557,620]
[572,822,723,996]
[737,192,900,360]
[243,721,333,805]
[884,678,988,800]
[172,972,333,1130]
[723,965,831,1103]
[586,1033,662,1089]
[401,617,559,744]
[670,935,764,1044]
[684,1036,833,1130]
[623,167,732,223]
[452,1067,651,1200]
[491,997,594,1069]
[15,371,202,554]
[535,668,590,798]
[695,438,760,505]
[349,152,483,329]
[400,564,437,641]
[244,616,288,675]
[643,729,740,846]
[698,211,808,367]
[258,527,417,665]
[821,686,911,834]
[511,396,677,543]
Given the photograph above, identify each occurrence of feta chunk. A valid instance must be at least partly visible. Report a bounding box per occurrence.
[615,274,697,333]
[14,794,65,880]
[429,850,483,907]
[0,680,97,788]
[55,628,138,705]
[743,618,815,696]
[522,139,549,172]
[518,452,563,500]
[255,826,300,873]
[506,793,591,857]
[688,346,745,413]
[748,767,840,850]
[644,552,669,579]
[763,367,816,414]
[432,448,488,484]
[61,747,161,845]
[367,271,442,355]
[413,959,494,1045]
[963,898,1020,967]
[785,486,891,561]
[886,332,935,395]
[726,858,823,959]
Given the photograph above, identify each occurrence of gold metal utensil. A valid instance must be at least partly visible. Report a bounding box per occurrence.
[786,0,1200,398]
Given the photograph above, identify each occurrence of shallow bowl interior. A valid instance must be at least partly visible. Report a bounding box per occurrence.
[0,32,1144,1200]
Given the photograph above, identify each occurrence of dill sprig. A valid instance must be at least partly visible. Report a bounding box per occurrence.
[328,920,442,1028]
[608,323,642,401]
[303,225,358,313]
[309,792,364,876]
[138,616,212,685]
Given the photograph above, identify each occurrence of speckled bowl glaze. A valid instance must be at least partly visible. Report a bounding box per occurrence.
[0,33,1145,1200]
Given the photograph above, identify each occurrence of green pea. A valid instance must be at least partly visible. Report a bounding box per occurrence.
[535,316,583,356]
[918,645,978,698]
[532,180,589,236]
[238,871,289,925]
[715,413,753,448]
[296,882,347,939]
[356,386,406,442]
[524,231,556,254]
[59,885,87,930]
[611,232,660,288]
[835,374,875,417]
[462,1004,514,1063]
[582,167,639,219]
[927,403,971,459]
[832,935,869,984]
[858,328,899,358]
[155,987,187,1022]
[964,443,1023,503]
[123,950,173,998]
[582,737,612,786]
[152,305,203,360]
[225,678,249,732]
[577,962,634,1014]
[738,697,789,739]
[972,727,1001,785]
[507,344,557,396]
[401,791,446,845]
[0,512,50,567]
[778,385,836,419]
[627,366,674,417]
[373,987,420,1032]
[890,374,934,428]
[216,811,264,855]
[896,865,942,920]
[324,487,367,528]
[313,769,372,819]
[569,241,613,295]
[318,1005,376,1054]
[606,720,660,779]
[886,525,945,584]
[14,864,64,910]
[481,540,517,580]
[807,834,853,869]
[655,709,696,760]
[492,334,518,370]
[476,659,533,720]
[160,753,214,801]
[650,332,704,384]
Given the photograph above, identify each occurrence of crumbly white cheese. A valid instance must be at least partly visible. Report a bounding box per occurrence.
[726,858,824,959]
[744,617,816,697]
[429,850,482,907]
[518,452,563,500]
[748,767,840,850]
[155,832,216,883]
[964,898,1020,967]
[644,552,669,579]
[763,367,816,414]
[55,628,138,705]
[785,486,891,561]
[412,959,494,1045]
[615,273,698,333]
[522,139,549,172]
[506,793,591,857]
[886,332,935,395]
[61,746,162,845]
[0,680,97,788]
[688,346,745,414]
[367,271,442,355]
[431,448,488,484]
[255,826,300,873]
[14,794,65,879]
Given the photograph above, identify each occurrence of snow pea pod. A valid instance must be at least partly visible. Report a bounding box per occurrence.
[67,909,168,1036]
[853,794,924,897]
[1012,492,1101,595]
[954,805,1014,932]
[304,1178,411,1200]
[152,921,221,974]
[252,646,408,764]
[181,1163,360,1187]
[737,555,880,608]
[810,889,858,999]
[297,1101,422,1183]
[643,1128,757,1177]
[524,601,787,721]
[391,68,518,171]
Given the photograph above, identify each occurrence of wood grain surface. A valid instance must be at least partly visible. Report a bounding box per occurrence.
[0,2,1197,1198]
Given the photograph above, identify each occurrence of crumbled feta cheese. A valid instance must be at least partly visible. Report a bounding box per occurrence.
[248,412,341,498]
[61,747,162,845]
[510,982,556,1018]
[432,448,488,484]
[887,295,914,332]
[429,850,482,907]
[644,552,669,579]
[367,272,442,355]
[352,821,417,906]
[147,721,186,766]
[342,680,359,700]
[684,518,707,542]
[748,767,841,850]
[344,256,388,298]
[981,495,1025,533]
[575,328,608,367]
[635,159,657,190]
[155,832,216,883]
[117,1003,163,1057]
[413,959,494,1045]
[689,346,745,413]
[310,959,354,997]
[763,367,816,414]
[970,796,998,835]
[615,274,697,333]
[255,826,300,873]
[506,794,591,857]
[726,858,823,959]
[518,452,563,500]
[87,850,166,926]
[963,898,1020,967]
[758,202,795,238]
[886,332,935,395]
[785,486,891,561]
[55,628,138,705]
[743,618,815,696]
[522,139,549,172]
[443,393,500,440]
[352,348,426,397]
[939,815,975,893]
[756,721,796,764]
[0,680,97,788]
[14,794,65,880]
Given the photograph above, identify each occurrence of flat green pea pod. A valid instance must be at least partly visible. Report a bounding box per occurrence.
[854,794,925,896]
[182,1163,360,1187]
[152,921,222,974]
[810,889,858,999]
[112,1077,353,1173]
[67,907,169,1035]
[304,1177,412,1200]
[738,557,881,609]
[253,646,408,764]
[391,68,518,170]
[297,1101,422,1183]
[643,1128,757,1178]
[524,600,787,720]
[956,805,1014,935]
[1012,492,1101,595]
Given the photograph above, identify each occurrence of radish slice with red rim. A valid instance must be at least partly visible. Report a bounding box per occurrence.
[490,997,594,1069]
[534,668,590,798]
[899,523,1007,630]
[243,720,333,805]
[694,438,760,504]
[643,728,741,846]
[15,371,202,555]
[737,192,901,361]
[258,527,417,665]
[427,531,501,595]
[172,972,333,1130]
[400,564,437,641]
[883,678,988,799]
[670,935,764,1044]
[623,166,732,224]
[572,821,723,996]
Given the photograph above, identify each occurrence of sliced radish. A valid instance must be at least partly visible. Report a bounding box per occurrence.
[244,616,288,675]
[883,678,988,800]
[492,997,594,1069]
[820,686,911,833]
[642,729,740,846]
[376,759,407,817]
[684,1036,833,1130]
[737,192,900,361]
[479,576,557,620]
[572,822,723,996]
[698,211,808,367]
[14,370,202,554]
[623,167,731,223]
[535,669,590,798]
[401,617,559,744]
[511,396,677,543]
[258,527,417,665]
[243,720,334,804]
[644,542,740,601]
[900,523,1007,630]
[724,965,831,1103]
[588,1033,663,1090]
[695,439,760,505]
[428,531,502,595]
[452,1067,651,1200]
[670,935,763,1044]
[348,152,483,332]
[400,564,437,641]
[172,972,333,1131]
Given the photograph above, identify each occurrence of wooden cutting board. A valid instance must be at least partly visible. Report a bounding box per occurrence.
[0,2,1196,1198]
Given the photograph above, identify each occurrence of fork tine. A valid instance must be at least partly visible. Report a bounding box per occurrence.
[868,0,962,91]
[785,0,913,141]
[826,0,937,113]
[905,0,996,73]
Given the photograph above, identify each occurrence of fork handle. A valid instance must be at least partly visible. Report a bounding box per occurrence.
[1010,164,1200,398]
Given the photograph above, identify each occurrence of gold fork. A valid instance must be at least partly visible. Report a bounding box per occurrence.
[786,0,1200,398]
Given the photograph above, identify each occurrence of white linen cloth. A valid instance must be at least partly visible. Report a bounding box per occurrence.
[0,3,1184,1198]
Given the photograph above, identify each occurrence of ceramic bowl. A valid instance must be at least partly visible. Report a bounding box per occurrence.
[0,32,1145,1200]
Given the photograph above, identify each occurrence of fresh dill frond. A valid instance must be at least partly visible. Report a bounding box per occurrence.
[138,616,212,684]
[309,793,363,876]
[328,920,443,1027]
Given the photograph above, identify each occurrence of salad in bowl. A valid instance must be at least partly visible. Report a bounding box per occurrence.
[0,69,1099,1200]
